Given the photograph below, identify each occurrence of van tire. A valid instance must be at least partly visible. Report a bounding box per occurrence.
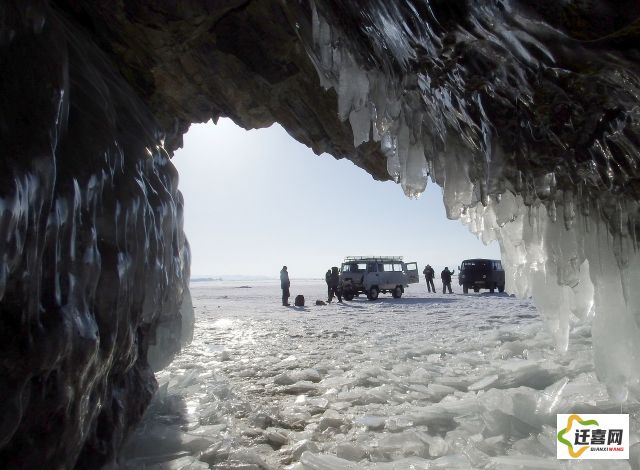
[473,287,480,293]
[343,290,355,301]
[367,286,379,300]
[463,285,468,294]
[392,286,402,298]
[490,286,495,293]
[498,285,505,293]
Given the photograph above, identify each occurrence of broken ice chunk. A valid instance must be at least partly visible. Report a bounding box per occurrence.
[285,381,319,395]
[425,454,473,469]
[299,451,364,469]
[535,377,568,416]
[426,383,458,401]
[336,442,368,461]
[318,409,345,431]
[385,415,414,432]
[354,415,386,430]
[274,373,296,386]
[265,429,289,447]
[279,409,312,429]
[434,376,471,391]
[151,456,210,469]
[297,369,322,383]
[468,374,499,392]
[408,367,430,383]
[423,434,448,457]
[289,439,320,461]
[488,455,562,469]
[294,396,329,415]
[226,448,271,469]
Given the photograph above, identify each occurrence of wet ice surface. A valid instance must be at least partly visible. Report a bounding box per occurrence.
[121,280,639,469]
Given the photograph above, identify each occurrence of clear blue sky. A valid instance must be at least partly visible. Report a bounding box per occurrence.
[172,119,500,278]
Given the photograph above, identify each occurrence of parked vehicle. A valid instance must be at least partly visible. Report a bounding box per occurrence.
[339,256,419,300]
[458,259,505,293]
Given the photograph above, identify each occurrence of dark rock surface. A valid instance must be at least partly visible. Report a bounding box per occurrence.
[3,0,640,468]
[0,3,189,468]
[53,0,391,181]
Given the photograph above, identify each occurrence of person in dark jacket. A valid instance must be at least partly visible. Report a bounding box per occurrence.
[325,269,332,301]
[423,264,435,293]
[441,267,454,294]
[280,266,290,306]
[327,266,342,303]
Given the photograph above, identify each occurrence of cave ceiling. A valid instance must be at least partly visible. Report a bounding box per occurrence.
[54,0,640,211]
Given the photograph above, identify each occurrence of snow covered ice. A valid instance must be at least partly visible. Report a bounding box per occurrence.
[120,280,640,469]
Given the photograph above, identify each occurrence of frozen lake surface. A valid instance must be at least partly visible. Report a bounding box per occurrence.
[121,280,638,469]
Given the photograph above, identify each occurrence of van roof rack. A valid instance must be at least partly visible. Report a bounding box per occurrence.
[344,256,404,262]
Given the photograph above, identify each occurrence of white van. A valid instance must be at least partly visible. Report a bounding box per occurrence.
[339,256,419,300]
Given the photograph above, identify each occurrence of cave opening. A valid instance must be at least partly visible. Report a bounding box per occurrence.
[118,118,518,468]
[170,118,500,281]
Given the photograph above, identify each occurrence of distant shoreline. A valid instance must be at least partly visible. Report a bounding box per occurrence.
[191,276,275,282]
[190,275,460,283]
[190,277,326,283]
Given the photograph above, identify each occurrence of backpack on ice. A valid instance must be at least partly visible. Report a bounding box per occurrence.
[294,294,305,307]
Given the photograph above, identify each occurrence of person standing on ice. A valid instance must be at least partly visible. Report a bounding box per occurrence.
[327,266,342,303]
[441,267,454,294]
[325,269,332,301]
[423,264,435,293]
[280,266,290,306]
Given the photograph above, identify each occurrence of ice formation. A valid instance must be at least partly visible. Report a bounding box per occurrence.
[4,0,640,467]
[304,0,640,399]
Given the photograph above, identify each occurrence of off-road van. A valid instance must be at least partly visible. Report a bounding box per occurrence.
[339,256,419,300]
[458,259,505,293]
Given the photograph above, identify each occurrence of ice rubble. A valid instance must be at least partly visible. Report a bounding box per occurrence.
[121,282,640,469]
[305,1,640,400]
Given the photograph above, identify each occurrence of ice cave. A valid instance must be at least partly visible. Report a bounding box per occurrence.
[2,0,640,468]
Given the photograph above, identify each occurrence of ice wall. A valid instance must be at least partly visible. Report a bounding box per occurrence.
[148,286,195,371]
[304,0,640,399]
[0,3,190,468]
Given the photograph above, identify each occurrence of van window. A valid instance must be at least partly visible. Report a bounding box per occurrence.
[343,263,366,272]
[463,260,490,269]
[405,262,417,271]
[383,264,394,272]
[393,263,403,271]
